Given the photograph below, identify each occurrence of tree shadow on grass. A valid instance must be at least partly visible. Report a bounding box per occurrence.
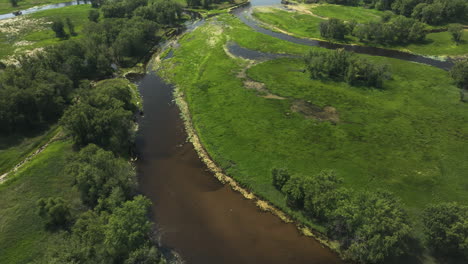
[0,124,51,150]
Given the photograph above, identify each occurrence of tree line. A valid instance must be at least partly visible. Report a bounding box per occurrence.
[321,0,468,25]
[319,15,427,45]
[0,0,182,135]
[0,0,185,262]
[272,168,468,263]
[304,49,391,89]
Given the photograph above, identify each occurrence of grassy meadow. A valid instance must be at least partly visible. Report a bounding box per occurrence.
[311,4,384,23]
[0,4,93,60]
[0,0,66,15]
[0,139,80,263]
[253,4,468,57]
[160,13,468,237]
[0,126,59,175]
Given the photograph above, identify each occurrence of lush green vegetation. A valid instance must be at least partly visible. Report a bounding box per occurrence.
[305,49,391,88]
[253,5,468,56]
[0,0,66,15]
[0,0,190,262]
[160,12,468,261]
[0,126,58,174]
[360,0,468,25]
[273,169,413,263]
[422,202,468,260]
[0,4,93,60]
[0,139,79,263]
[312,3,384,23]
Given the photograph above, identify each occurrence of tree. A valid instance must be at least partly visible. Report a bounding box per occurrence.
[281,175,306,208]
[124,245,165,264]
[10,0,18,7]
[329,191,413,263]
[449,24,464,45]
[51,19,67,39]
[66,17,76,36]
[302,170,348,221]
[37,197,71,229]
[320,18,348,40]
[272,168,290,190]
[66,144,137,208]
[60,80,136,153]
[105,196,154,261]
[88,9,100,22]
[422,202,468,259]
[450,59,468,89]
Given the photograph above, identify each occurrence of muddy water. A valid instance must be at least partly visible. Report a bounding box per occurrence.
[135,72,343,264]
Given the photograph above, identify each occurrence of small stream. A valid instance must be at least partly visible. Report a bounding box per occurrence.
[0,0,86,20]
[231,3,454,70]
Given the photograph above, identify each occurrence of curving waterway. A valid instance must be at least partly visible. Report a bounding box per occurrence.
[135,0,455,263]
[2,0,452,262]
[231,2,454,70]
[0,0,86,20]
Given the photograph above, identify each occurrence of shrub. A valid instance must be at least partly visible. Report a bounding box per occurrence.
[37,197,71,229]
[271,168,290,190]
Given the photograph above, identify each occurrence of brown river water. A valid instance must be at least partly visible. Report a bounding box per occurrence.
[134,0,454,262]
[135,72,343,264]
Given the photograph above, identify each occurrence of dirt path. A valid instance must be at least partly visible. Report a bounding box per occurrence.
[0,131,63,184]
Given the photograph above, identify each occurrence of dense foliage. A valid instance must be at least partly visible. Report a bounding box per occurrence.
[66,144,137,208]
[318,14,426,45]
[43,196,164,264]
[329,0,468,25]
[320,18,348,40]
[37,197,72,229]
[450,59,468,89]
[305,49,391,88]
[352,15,426,44]
[273,169,412,263]
[422,202,468,259]
[0,0,181,136]
[60,80,137,154]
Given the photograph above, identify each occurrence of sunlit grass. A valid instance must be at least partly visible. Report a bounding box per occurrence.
[161,14,468,237]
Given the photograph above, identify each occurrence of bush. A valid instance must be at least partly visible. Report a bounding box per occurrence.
[329,191,412,263]
[422,202,468,259]
[66,144,137,208]
[88,9,100,22]
[305,49,391,88]
[449,24,464,45]
[51,19,68,39]
[320,18,348,40]
[271,168,290,190]
[37,197,71,229]
[450,59,468,90]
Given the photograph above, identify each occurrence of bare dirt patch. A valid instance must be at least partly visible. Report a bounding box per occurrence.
[291,99,339,123]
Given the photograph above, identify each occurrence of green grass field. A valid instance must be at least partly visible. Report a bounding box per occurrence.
[0,0,67,15]
[252,5,468,57]
[253,7,323,39]
[0,4,93,60]
[0,126,59,175]
[160,14,468,237]
[311,4,384,23]
[0,139,80,264]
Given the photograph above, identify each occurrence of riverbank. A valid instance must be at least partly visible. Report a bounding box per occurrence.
[158,11,468,262]
[252,4,468,58]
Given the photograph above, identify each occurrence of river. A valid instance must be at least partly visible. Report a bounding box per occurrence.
[1,0,451,262]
